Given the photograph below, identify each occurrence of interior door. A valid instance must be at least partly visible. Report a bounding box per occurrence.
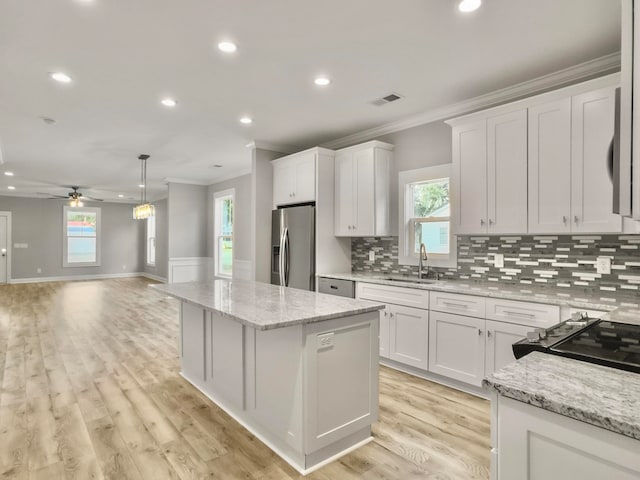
[0,214,7,284]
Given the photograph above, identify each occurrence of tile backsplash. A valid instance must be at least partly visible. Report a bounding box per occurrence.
[352,235,640,296]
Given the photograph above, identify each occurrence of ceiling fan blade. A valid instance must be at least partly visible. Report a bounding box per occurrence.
[37,192,68,199]
[82,196,104,202]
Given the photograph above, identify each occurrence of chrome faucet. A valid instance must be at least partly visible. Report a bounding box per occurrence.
[418,243,429,279]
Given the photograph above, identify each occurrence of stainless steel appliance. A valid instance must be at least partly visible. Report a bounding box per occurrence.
[513,317,640,374]
[271,205,315,291]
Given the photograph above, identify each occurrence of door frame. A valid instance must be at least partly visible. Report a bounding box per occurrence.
[0,211,11,284]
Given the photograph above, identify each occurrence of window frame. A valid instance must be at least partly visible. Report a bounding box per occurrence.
[214,188,235,278]
[62,205,101,268]
[398,164,456,268]
[146,213,156,266]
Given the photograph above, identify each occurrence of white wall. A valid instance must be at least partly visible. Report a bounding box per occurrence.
[251,147,282,282]
[376,120,452,235]
[167,182,208,258]
[0,195,143,280]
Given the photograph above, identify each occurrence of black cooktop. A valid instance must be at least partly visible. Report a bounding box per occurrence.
[551,320,640,374]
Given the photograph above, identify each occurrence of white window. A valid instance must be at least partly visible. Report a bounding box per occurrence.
[399,165,455,268]
[214,189,234,278]
[63,206,101,267]
[146,213,156,266]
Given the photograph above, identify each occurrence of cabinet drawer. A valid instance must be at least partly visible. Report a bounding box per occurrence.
[486,298,559,328]
[318,277,355,298]
[429,291,486,318]
[356,282,429,309]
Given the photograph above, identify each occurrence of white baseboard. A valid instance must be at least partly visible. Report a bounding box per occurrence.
[140,272,167,283]
[9,272,164,284]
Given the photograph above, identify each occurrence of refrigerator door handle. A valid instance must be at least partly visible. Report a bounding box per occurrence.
[284,227,291,287]
[279,227,286,286]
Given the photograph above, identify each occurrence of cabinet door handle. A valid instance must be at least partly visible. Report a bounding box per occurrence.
[487,330,493,339]
[478,328,483,336]
[574,215,579,224]
[348,225,351,230]
[383,311,387,317]
[480,219,485,226]
[352,225,356,229]
[389,312,394,318]
[442,301,468,309]
[488,219,493,226]
[504,310,535,318]
[562,215,567,224]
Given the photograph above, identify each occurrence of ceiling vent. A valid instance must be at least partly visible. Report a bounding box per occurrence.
[371,92,403,106]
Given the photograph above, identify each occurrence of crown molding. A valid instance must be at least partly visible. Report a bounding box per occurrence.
[245,140,300,154]
[321,52,621,150]
[164,177,211,186]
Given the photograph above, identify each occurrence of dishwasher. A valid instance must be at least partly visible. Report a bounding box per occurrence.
[317,277,356,298]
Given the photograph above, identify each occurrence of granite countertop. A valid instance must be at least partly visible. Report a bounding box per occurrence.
[152,279,384,330]
[318,272,640,311]
[483,351,640,441]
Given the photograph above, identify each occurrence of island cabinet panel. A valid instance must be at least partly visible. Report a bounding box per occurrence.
[304,313,379,454]
[249,325,304,452]
[181,302,206,383]
[204,312,244,409]
[495,396,640,480]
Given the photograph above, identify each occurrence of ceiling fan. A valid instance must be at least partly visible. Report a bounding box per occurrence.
[39,186,104,206]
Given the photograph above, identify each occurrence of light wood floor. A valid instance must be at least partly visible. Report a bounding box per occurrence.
[0,277,490,479]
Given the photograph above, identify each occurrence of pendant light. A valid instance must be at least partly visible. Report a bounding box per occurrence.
[132,154,155,220]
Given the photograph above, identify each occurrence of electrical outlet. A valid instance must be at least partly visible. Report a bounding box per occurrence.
[317,332,334,350]
[36,268,41,274]
[596,256,611,275]
[494,253,504,268]
[369,250,375,262]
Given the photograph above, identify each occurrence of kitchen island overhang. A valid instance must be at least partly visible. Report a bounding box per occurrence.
[152,279,385,475]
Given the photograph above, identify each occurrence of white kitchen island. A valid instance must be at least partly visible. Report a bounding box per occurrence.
[153,279,384,475]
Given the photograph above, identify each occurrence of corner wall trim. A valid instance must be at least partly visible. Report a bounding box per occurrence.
[322,52,621,149]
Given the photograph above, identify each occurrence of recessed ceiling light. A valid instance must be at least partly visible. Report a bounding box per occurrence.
[50,72,72,83]
[138,184,145,188]
[458,0,481,12]
[4,171,14,176]
[314,76,331,86]
[7,186,15,190]
[161,98,177,107]
[239,116,253,125]
[118,194,124,198]
[218,41,237,53]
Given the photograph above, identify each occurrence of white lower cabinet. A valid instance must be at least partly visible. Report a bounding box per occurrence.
[485,320,531,376]
[495,396,640,480]
[428,311,485,386]
[388,304,429,370]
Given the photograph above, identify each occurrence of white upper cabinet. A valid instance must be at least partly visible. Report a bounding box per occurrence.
[571,87,622,232]
[451,110,528,235]
[448,74,621,235]
[272,151,316,207]
[334,141,393,237]
[487,109,528,234]
[452,120,488,234]
[529,88,621,234]
[528,98,573,233]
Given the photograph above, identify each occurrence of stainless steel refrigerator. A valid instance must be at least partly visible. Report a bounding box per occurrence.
[271,205,315,291]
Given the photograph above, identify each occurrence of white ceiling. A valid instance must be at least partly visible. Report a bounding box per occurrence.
[0,0,621,202]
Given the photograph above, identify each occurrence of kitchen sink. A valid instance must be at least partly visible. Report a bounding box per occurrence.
[381,277,437,285]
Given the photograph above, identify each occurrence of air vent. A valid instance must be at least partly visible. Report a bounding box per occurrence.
[371,92,403,106]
